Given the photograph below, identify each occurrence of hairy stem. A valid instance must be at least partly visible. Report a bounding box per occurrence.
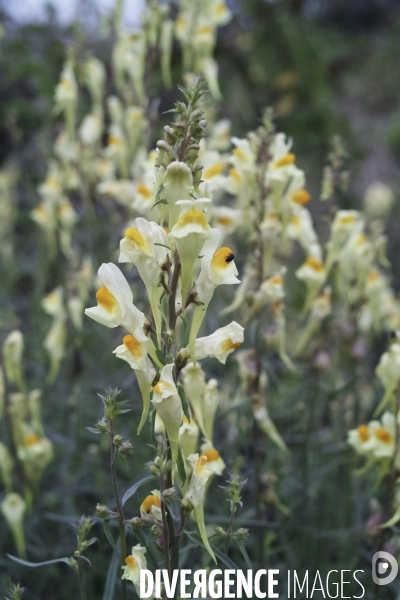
[109,418,127,600]
[224,503,237,555]
[165,438,180,591]
[159,467,171,576]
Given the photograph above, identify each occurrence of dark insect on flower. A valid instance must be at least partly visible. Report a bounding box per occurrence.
[225,253,235,263]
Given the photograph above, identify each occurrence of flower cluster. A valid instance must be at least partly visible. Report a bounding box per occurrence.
[86,78,244,566]
[0,331,53,558]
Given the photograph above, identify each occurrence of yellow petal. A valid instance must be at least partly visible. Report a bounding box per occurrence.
[175,209,209,230]
[141,494,161,512]
[124,227,150,252]
[292,189,310,205]
[123,335,143,359]
[211,247,234,270]
[274,153,295,168]
[96,287,118,313]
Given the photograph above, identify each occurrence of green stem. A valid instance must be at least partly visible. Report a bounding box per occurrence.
[168,252,181,333]
[77,558,87,600]
[109,419,127,600]
[159,467,171,576]
[165,439,179,590]
[223,503,237,555]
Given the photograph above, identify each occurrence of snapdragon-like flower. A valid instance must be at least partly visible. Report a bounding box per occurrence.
[179,416,200,459]
[83,57,106,106]
[212,205,242,240]
[113,328,156,434]
[183,453,216,561]
[162,161,193,228]
[104,124,128,177]
[97,180,137,207]
[364,182,394,220]
[296,255,326,312]
[0,443,14,493]
[42,288,67,380]
[338,232,374,283]
[1,493,27,558]
[119,218,169,345]
[191,321,244,363]
[122,544,148,594]
[375,341,400,413]
[54,60,77,114]
[3,330,25,391]
[79,109,103,146]
[208,118,232,152]
[245,270,286,324]
[200,148,227,189]
[326,210,361,272]
[203,378,219,441]
[189,229,240,354]
[17,432,54,477]
[183,362,207,435]
[347,423,372,456]
[85,263,144,333]
[287,206,319,257]
[348,412,397,461]
[140,490,162,521]
[152,364,183,465]
[200,440,226,476]
[169,198,212,310]
[253,398,288,453]
[266,133,305,206]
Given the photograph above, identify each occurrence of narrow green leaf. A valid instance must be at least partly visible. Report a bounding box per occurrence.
[235,538,252,569]
[152,198,167,210]
[182,530,239,570]
[86,427,102,434]
[121,475,155,506]
[7,555,73,568]
[103,520,118,555]
[151,409,157,443]
[177,385,190,422]
[102,547,119,600]
[155,184,164,200]
[177,444,186,486]
[156,348,166,364]
[179,315,189,348]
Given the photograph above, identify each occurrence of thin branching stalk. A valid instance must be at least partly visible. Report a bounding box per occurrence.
[165,439,179,591]
[159,462,171,576]
[224,503,237,555]
[109,418,127,600]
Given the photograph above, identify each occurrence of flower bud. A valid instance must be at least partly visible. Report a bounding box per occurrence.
[95,504,111,518]
[162,487,176,503]
[148,463,160,476]
[119,441,133,455]
[113,435,123,446]
[234,527,250,539]
[0,443,14,493]
[181,497,194,516]
[3,330,25,391]
[1,493,27,558]
[96,420,109,433]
